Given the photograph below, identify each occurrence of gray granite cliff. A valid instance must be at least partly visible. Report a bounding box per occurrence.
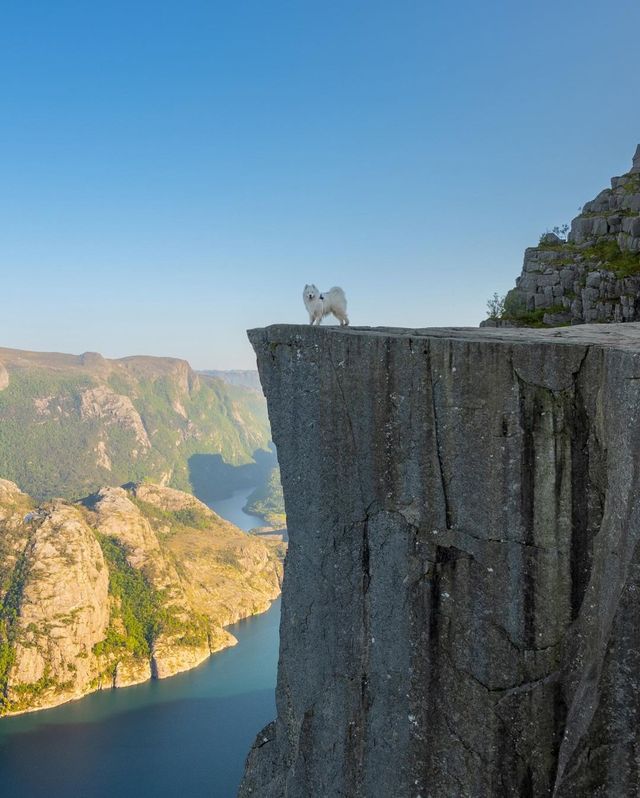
[483,145,640,327]
[240,323,640,797]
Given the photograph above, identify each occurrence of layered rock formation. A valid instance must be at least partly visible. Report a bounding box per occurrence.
[0,481,283,716]
[484,144,640,327]
[241,323,640,797]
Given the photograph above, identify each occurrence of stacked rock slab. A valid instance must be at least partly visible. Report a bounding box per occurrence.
[241,323,640,798]
[482,144,640,327]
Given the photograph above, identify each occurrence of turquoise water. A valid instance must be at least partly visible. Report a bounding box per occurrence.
[0,492,281,798]
[208,487,264,531]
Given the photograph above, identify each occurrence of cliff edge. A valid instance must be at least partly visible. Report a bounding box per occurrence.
[240,323,640,797]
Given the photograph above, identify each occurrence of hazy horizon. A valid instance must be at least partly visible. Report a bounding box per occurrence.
[2,1,640,369]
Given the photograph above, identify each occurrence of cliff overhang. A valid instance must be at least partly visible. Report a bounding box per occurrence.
[241,323,640,797]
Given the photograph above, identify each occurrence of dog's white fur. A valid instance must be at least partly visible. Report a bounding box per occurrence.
[303,284,349,326]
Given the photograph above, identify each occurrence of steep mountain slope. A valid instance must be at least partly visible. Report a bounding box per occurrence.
[0,480,283,716]
[0,348,270,501]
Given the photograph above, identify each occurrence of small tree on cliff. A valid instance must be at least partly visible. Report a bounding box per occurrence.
[486,292,505,319]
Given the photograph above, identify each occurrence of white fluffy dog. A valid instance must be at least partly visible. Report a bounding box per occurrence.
[303,284,349,326]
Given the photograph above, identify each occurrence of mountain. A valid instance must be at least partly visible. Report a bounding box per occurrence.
[483,143,640,327]
[244,466,286,529]
[0,479,283,716]
[200,370,262,391]
[0,347,271,502]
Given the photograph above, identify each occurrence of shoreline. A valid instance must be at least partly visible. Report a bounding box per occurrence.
[1,592,280,719]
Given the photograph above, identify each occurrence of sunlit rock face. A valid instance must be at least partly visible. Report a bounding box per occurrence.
[241,322,640,798]
[0,482,283,716]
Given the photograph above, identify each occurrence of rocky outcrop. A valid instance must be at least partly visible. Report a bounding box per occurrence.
[0,482,284,716]
[241,323,640,797]
[80,386,151,450]
[483,145,640,327]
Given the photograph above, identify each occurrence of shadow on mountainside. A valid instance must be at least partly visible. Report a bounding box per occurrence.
[188,446,277,505]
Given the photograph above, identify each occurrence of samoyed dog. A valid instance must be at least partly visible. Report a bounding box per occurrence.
[303,284,349,326]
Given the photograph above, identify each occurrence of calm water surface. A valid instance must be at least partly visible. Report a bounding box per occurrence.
[208,487,264,531]
[0,491,280,798]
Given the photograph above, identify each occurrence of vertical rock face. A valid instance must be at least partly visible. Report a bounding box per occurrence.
[241,323,640,797]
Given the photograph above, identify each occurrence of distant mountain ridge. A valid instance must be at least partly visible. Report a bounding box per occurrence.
[0,346,270,501]
[200,369,262,391]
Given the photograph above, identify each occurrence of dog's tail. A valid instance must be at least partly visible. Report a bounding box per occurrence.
[328,286,346,302]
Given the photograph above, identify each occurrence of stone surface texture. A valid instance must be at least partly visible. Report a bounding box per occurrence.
[241,323,640,798]
[482,145,640,327]
[0,481,283,715]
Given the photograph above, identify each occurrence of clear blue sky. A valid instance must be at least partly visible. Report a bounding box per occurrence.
[2,0,640,369]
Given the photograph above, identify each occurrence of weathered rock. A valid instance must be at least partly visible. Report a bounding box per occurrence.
[241,323,640,798]
[80,386,151,450]
[486,145,640,328]
[0,482,284,716]
[4,502,110,714]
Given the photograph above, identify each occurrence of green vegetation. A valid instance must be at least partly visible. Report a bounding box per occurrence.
[538,224,570,246]
[623,174,640,194]
[0,550,29,710]
[490,292,567,328]
[502,306,566,328]
[7,670,72,713]
[0,360,271,502]
[94,534,209,665]
[582,239,640,278]
[0,371,102,499]
[130,498,211,532]
[94,535,166,660]
[244,467,286,528]
[486,292,506,320]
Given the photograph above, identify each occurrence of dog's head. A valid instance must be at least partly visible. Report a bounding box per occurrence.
[303,284,319,302]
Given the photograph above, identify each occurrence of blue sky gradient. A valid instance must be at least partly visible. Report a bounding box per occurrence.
[2,0,640,367]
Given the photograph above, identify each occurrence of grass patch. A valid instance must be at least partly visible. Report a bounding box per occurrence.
[582,239,640,278]
[131,498,211,531]
[500,305,566,328]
